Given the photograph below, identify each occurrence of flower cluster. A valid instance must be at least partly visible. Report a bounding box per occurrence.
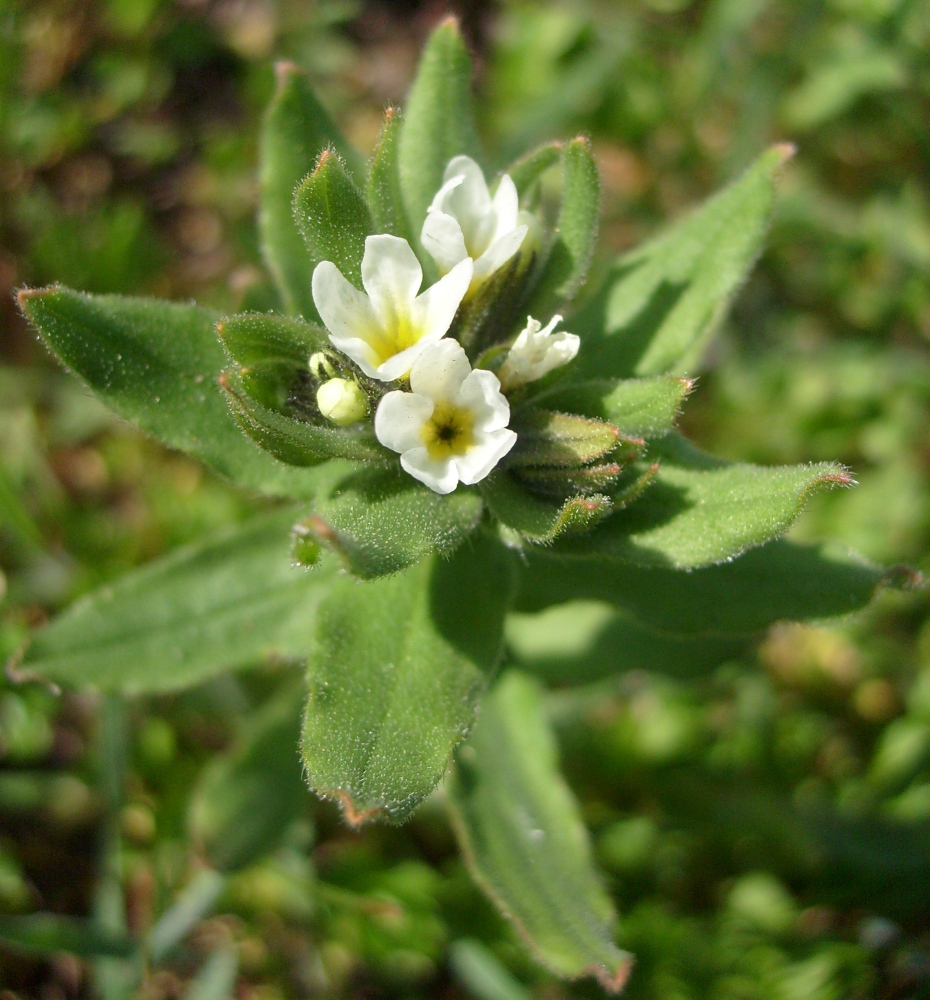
[309,156,579,494]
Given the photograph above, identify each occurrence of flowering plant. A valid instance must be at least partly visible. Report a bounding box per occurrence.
[14,18,912,992]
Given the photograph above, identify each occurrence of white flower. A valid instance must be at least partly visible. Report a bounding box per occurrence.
[311,234,472,382]
[316,378,367,426]
[374,339,517,494]
[421,155,532,292]
[498,314,580,391]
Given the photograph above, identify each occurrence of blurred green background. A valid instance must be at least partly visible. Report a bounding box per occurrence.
[1,0,929,997]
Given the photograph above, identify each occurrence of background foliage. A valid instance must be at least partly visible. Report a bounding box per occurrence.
[1,0,929,998]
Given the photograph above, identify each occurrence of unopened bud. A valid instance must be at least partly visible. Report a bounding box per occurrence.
[316,378,368,426]
[309,351,336,380]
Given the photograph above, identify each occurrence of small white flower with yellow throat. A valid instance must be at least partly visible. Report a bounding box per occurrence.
[498,314,580,391]
[311,234,472,382]
[374,339,517,494]
[421,156,532,293]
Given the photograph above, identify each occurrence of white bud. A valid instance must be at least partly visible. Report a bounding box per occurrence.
[309,351,336,380]
[316,378,368,426]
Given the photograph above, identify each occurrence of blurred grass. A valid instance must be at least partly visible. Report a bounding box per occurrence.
[1,0,929,998]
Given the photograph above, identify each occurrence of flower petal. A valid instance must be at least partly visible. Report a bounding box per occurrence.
[440,156,494,255]
[454,428,517,485]
[421,209,469,274]
[491,173,519,233]
[472,225,528,285]
[374,390,434,454]
[360,234,423,328]
[312,260,379,347]
[410,257,473,347]
[408,338,472,402]
[400,447,460,494]
[458,368,511,432]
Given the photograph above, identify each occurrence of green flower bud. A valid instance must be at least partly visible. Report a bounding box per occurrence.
[316,378,368,426]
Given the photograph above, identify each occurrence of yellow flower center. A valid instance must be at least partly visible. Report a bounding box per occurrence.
[368,313,423,366]
[421,401,475,460]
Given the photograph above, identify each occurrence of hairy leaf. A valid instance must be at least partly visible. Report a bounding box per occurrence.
[513,540,914,636]
[447,671,632,992]
[527,137,600,317]
[18,287,349,500]
[398,17,481,238]
[506,602,746,685]
[575,144,792,378]
[553,435,851,568]
[259,62,360,320]
[20,508,335,693]
[506,142,562,198]
[302,532,515,825]
[527,376,692,437]
[367,108,414,243]
[482,474,611,543]
[297,467,484,578]
[293,150,373,288]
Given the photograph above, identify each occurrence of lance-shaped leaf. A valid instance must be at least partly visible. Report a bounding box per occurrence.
[398,17,482,236]
[0,914,136,959]
[293,150,373,289]
[221,371,384,466]
[18,508,336,693]
[482,474,612,543]
[513,540,916,637]
[18,287,348,500]
[506,603,746,686]
[302,532,515,825]
[507,410,624,469]
[506,142,562,198]
[574,144,792,378]
[190,682,306,872]
[367,108,413,243]
[296,467,484,579]
[447,671,633,992]
[553,435,852,569]
[218,312,326,368]
[260,62,361,320]
[219,313,327,415]
[526,137,600,317]
[527,376,692,438]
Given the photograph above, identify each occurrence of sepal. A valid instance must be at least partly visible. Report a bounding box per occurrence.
[507,410,632,468]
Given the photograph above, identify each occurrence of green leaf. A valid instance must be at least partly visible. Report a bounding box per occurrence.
[506,602,746,685]
[526,375,692,437]
[367,108,414,244]
[293,150,373,289]
[506,142,562,198]
[147,871,226,963]
[182,947,239,1000]
[259,62,361,320]
[447,671,632,992]
[398,17,481,236]
[221,371,383,466]
[0,914,136,959]
[218,312,326,367]
[482,474,611,543]
[553,435,851,569]
[18,287,349,500]
[189,683,306,872]
[302,531,515,825]
[527,137,600,316]
[513,540,912,637]
[297,467,484,579]
[20,508,335,693]
[507,410,623,469]
[575,144,792,378]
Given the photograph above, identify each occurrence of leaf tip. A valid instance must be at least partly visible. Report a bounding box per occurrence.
[772,141,797,165]
[593,956,634,994]
[273,60,302,88]
[881,564,925,592]
[332,789,386,829]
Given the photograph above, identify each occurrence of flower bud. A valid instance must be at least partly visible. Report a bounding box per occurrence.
[316,378,368,426]
[309,351,336,380]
